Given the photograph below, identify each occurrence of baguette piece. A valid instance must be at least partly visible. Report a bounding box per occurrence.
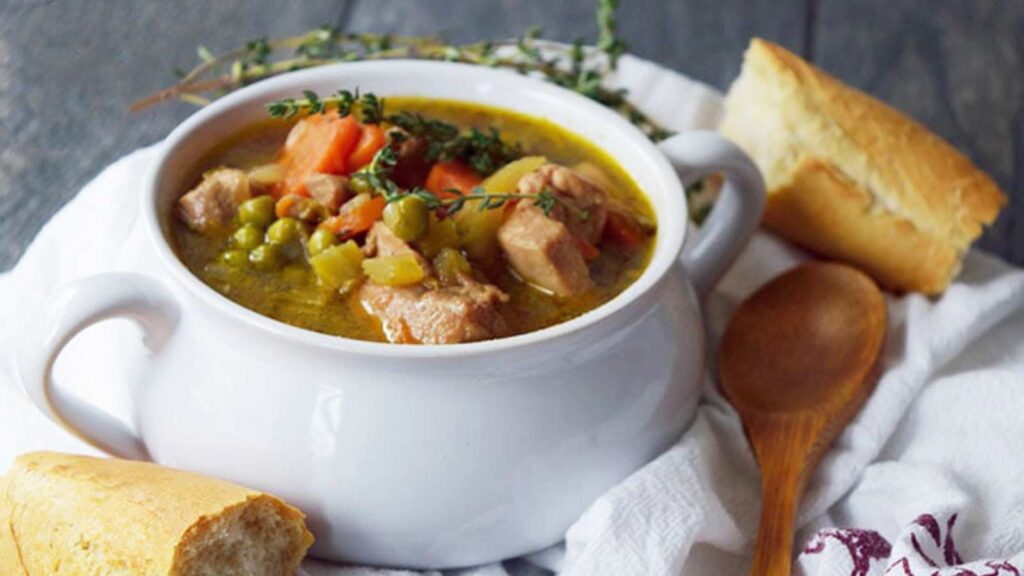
[0,452,313,576]
[719,38,1006,294]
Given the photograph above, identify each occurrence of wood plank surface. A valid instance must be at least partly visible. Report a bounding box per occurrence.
[0,0,352,268]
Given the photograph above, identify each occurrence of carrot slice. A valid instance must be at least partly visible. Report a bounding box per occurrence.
[425,161,482,199]
[347,124,387,172]
[320,195,386,240]
[279,112,361,197]
[603,211,645,247]
[274,194,302,219]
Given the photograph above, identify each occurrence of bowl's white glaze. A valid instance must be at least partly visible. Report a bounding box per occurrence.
[19,60,765,569]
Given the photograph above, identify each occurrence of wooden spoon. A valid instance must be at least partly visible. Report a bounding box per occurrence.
[718,262,887,575]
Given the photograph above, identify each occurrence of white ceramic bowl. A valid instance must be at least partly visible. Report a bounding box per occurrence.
[18,61,764,568]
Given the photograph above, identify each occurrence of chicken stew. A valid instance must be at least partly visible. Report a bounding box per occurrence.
[172,95,656,344]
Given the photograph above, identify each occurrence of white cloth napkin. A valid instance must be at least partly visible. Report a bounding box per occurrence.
[3,55,1024,576]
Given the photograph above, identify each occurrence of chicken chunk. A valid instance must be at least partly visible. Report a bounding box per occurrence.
[363,222,432,274]
[498,202,594,297]
[359,221,508,343]
[177,168,251,232]
[517,163,608,244]
[305,173,349,212]
[360,277,509,344]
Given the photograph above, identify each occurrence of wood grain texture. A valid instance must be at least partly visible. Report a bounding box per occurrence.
[0,0,352,269]
[719,262,887,574]
[814,0,1024,264]
[344,0,809,89]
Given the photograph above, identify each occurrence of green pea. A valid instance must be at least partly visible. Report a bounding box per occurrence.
[231,223,264,251]
[267,217,303,245]
[383,196,429,242]
[348,173,374,195]
[238,195,275,227]
[220,249,249,267]
[306,228,339,257]
[249,244,283,270]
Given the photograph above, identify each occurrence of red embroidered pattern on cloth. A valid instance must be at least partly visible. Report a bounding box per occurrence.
[801,513,1022,576]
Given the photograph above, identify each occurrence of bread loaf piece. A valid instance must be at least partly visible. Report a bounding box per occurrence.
[0,452,313,576]
[719,39,1006,294]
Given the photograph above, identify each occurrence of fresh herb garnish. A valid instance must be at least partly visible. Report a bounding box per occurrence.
[403,186,570,220]
[271,90,523,177]
[347,143,581,220]
[266,88,384,121]
[131,0,673,142]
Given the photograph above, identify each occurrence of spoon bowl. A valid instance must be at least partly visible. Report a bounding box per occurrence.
[718,261,886,575]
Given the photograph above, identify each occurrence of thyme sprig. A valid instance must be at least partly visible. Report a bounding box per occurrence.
[276,90,523,177]
[406,186,586,221]
[266,88,385,123]
[131,0,673,142]
[349,145,581,220]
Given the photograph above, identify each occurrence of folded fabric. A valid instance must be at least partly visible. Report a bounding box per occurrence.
[2,53,1023,576]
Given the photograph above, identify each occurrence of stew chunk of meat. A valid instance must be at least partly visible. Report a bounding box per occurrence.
[498,164,608,297]
[177,168,251,232]
[517,163,608,244]
[360,277,508,344]
[359,222,508,344]
[363,222,431,272]
[305,173,349,212]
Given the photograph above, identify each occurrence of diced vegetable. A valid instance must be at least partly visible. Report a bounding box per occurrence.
[310,240,364,290]
[321,194,386,240]
[238,195,275,227]
[383,196,429,242]
[347,172,375,195]
[480,156,546,194]
[433,247,471,286]
[306,227,339,257]
[279,112,361,197]
[603,211,645,247]
[249,244,284,270]
[347,125,387,172]
[415,214,460,258]
[231,223,264,251]
[425,161,482,198]
[247,163,285,196]
[454,209,502,261]
[267,217,304,244]
[220,249,249,267]
[453,155,548,261]
[274,193,327,222]
[275,194,301,219]
[362,254,426,286]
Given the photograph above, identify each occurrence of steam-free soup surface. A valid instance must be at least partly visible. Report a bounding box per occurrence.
[172,97,656,344]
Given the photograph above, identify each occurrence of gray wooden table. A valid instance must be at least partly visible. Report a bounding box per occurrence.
[0,0,1021,272]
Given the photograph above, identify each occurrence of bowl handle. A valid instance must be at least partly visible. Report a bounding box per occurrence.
[657,131,765,296]
[17,273,179,460]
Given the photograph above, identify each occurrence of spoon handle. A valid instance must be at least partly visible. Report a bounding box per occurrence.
[746,416,817,576]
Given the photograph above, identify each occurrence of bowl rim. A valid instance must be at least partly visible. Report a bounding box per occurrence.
[141,59,688,358]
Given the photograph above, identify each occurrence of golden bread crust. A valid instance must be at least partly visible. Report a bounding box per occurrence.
[1,452,313,575]
[720,39,1006,293]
